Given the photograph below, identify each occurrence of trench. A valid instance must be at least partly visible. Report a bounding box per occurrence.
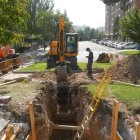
[33,80,134,140]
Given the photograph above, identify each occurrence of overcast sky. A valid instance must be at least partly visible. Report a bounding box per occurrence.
[54,0,105,28]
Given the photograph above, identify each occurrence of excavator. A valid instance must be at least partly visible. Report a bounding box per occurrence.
[47,16,79,112]
[47,16,78,70]
[0,45,20,74]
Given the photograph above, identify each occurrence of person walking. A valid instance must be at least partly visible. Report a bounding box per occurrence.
[86,48,93,75]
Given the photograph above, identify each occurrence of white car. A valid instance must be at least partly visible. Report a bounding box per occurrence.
[112,42,120,48]
[106,41,112,47]
[116,42,126,48]
[117,42,137,49]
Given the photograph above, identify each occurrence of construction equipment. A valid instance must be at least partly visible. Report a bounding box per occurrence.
[74,75,111,140]
[0,45,20,74]
[47,16,78,70]
[47,16,78,112]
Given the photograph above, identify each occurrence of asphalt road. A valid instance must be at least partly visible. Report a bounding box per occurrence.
[77,41,119,62]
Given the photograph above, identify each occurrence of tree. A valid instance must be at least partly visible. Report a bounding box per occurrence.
[35,8,73,42]
[120,9,140,44]
[0,0,29,45]
[101,0,120,5]
[120,0,129,12]
[27,0,54,34]
[113,16,120,40]
[77,27,104,41]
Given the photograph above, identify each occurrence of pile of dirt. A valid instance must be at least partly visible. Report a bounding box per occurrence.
[96,53,110,63]
[31,72,96,84]
[30,72,57,81]
[97,55,140,83]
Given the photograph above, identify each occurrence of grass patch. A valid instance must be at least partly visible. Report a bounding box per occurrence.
[20,61,116,72]
[20,62,46,71]
[0,81,40,110]
[86,82,140,113]
[78,61,116,70]
[119,50,140,55]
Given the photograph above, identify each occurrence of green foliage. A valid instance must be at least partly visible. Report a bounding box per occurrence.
[101,0,120,5]
[20,62,46,71]
[27,0,54,35]
[120,9,140,44]
[27,0,73,41]
[120,0,129,12]
[20,61,116,72]
[0,0,29,45]
[78,61,116,70]
[119,50,140,55]
[77,27,104,41]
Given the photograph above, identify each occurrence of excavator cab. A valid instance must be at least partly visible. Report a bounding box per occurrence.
[65,33,78,54]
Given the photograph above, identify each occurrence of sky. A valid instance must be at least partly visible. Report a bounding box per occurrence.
[54,0,105,28]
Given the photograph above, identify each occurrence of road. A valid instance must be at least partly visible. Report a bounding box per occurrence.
[77,41,119,62]
[21,41,123,63]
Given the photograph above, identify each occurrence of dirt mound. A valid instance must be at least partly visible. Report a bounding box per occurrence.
[96,53,110,63]
[31,72,57,81]
[97,55,140,83]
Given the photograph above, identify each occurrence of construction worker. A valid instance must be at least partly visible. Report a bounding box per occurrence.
[86,48,93,75]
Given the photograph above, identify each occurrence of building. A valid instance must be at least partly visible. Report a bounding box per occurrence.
[105,0,139,40]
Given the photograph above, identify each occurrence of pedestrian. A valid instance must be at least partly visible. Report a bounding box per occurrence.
[86,48,93,75]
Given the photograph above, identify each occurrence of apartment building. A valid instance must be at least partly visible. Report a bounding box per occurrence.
[105,0,138,40]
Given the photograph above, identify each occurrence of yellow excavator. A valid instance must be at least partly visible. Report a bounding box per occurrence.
[47,16,78,70]
[47,16,79,111]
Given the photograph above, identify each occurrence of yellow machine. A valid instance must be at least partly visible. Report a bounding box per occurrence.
[47,16,78,69]
[47,16,79,111]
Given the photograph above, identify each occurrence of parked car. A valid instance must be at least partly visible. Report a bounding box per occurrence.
[99,40,105,45]
[112,42,119,48]
[96,39,100,44]
[116,42,126,48]
[106,41,113,47]
[110,41,116,47]
[117,42,137,49]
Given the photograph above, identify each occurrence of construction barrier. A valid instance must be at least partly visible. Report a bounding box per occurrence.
[0,57,21,74]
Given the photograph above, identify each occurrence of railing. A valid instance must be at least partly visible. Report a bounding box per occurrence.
[0,57,21,74]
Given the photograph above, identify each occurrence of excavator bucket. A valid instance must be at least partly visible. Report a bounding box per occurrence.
[56,65,67,82]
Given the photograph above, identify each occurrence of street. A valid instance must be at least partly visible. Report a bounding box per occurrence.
[20,41,127,64]
[77,41,119,62]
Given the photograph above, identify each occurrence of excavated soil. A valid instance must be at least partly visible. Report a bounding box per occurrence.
[96,53,110,63]
[96,55,140,83]
[31,72,135,140]
[1,72,136,139]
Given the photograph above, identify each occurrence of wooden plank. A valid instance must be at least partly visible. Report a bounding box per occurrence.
[116,131,123,140]
[1,134,6,140]
[52,124,79,131]
[6,125,14,140]
[112,80,140,87]
[25,132,32,140]
[111,99,119,140]
[135,122,140,140]
[0,118,10,132]
[10,134,16,140]
[29,101,36,140]
[0,80,17,86]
